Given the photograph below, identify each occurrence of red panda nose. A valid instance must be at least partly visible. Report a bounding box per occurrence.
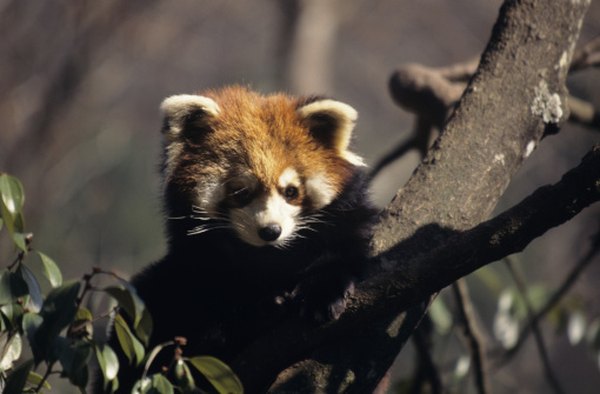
[258,224,282,242]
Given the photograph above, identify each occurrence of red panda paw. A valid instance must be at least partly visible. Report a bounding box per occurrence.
[289,277,356,323]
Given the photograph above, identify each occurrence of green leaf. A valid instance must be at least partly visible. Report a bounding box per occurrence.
[148,373,174,394]
[17,264,42,312]
[136,308,153,347]
[104,285,145,329]
[0,216,3,231]
[132,377,151,393]
[39,281,80,332]
[0,175,26,246]
[0,270,29,305]
[114,313,145,366]
[0,203,26,251]
[132,374,177,394]
[429,297,452,335]
[174,359,195,391]
[568,310,586,345]
[0,174,25,217]
[11,232,27,252]
[0,333,22,372]
[36,252,63,288]
[187,356,243,394]
[525,285,551,313]
[110,376,120,393]
[3,358,33,394]
[22,312,43,362]
[0,304,24,331]
[32,281,80,362]
[493,290,519,349]
[95,344,120,385]
[102,346,120,381]
[453,355,471,381]
[26,371,52,390]
[0,271,12,305]
[55,338,92,388]
[68,307,94,339]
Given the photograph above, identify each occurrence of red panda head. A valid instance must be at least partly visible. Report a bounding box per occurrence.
[160,86,365,248]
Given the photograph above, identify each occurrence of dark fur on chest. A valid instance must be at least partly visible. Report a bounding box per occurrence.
[104,172,376,393]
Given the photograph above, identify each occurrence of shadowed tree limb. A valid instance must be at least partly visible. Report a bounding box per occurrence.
[233,143,600,392]
[228,1,593,391]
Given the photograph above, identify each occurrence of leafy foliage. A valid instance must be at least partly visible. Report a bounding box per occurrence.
[0,173,243,393]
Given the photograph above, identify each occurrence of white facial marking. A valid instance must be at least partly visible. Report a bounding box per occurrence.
[305,173,336,209]
[278,167,300,188]
[230,191,301,247]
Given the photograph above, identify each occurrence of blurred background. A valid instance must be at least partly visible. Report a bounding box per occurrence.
[0,0,599,392]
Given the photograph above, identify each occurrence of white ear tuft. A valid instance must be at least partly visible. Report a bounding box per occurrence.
[160,94,220,135]
[297,99,365,167]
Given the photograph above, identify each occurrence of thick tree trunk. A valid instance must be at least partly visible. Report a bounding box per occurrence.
[231,0,593,392]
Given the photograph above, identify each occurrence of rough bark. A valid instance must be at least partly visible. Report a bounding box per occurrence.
[235,143,599,393]
[230,0,592,392]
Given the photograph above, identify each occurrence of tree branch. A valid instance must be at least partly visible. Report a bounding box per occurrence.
[410,316,442,394]
[367,116,434,181]
[568,95,600,131]
[376,35,600,181]
[229,1,592,391]
[496,228,600,364]
[233,142,600,392]
[504,259,565,394]
[569,35,600,72]
[452,280,491,394]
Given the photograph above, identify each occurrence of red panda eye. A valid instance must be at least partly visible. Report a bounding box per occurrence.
[284,186,299,200]
[230,187,252,205]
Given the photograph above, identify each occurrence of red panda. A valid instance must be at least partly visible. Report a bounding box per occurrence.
[106,86,377,392]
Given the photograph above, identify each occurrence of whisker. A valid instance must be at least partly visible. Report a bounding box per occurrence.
[187,224,231,236]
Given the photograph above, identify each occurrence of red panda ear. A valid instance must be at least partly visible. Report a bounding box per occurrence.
[160,94,220,138]
[297,99,366,166]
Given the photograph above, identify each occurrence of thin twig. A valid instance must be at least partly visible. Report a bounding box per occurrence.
[236,146,600,391]
[504,258,565,394]
[569,36,600,72]
[452,279,491,394]
[498,228,600,364]
[368,116,434,182]
[437,57,479,81]
[411,316,443,394]
[34,361,55,393]
[567,95,600,132]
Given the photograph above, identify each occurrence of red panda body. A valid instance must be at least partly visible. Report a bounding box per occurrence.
[107,86,377,393]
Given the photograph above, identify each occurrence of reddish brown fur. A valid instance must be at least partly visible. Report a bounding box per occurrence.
[172,86,354,209]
